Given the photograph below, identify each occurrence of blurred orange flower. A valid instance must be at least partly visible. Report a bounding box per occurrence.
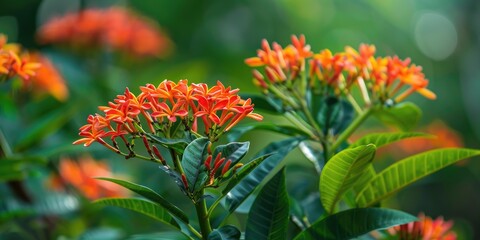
[27,53,68,101]
[0,34,40,81]
[49,156,129,200]
[384,213,456,240]
[37,7,172,58]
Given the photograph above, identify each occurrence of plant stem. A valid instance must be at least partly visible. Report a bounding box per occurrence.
[170,149,185,175]
[195,189,212,239]
[329,108,373,158]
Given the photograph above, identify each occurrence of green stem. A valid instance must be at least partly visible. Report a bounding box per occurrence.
[170,149,185,175]
[329,108,373,158]
[185,224,202,239]
[195,190,212,239]
[284,112,317,140]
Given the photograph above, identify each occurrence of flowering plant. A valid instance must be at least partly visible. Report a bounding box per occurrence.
[67,35,479,239]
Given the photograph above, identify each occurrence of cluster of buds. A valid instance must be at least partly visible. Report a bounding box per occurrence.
[246,35,436,108]
[37,7,172,58]
[0,34,68,101]
[384,213,456,240]
[73,79,262,153]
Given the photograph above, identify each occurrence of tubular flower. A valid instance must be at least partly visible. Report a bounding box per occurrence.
[384,213,456,240]
[74,80,263,152]
[48,156,129,200]
[37,7,172,58]
[0,34,41,82]
[246,35,436,107]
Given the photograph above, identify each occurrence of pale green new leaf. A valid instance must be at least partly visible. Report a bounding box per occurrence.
[356,148,480,207]
[320,144,376,214]
[94,198,179,229]
[349,132,433,148]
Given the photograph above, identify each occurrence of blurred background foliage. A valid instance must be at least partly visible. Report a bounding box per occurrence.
[1,0,480,239]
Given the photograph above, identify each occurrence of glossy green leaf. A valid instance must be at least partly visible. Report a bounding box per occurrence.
[317,97,354,135]
[96,177,189,223]
[221,153,273,195]
[320,145,376,213]
[148,134,189,154]
[208,225,241,240]
[373,102,422,131]
[94,198,179,229]
[225,137,303,213]
[212,142,249,175]
[241,94,284,114]
[245,168,289,240]
[298,141,325,173]
[356,148,480,207]
[226,123,304,142]
[294,208,416,240]
[181,137,210,192]
[128,231,192,240]
[159,165,188,195]
[350,132,433,148]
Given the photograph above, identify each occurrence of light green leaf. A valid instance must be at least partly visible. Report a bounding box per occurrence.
[94,198,179,229]
[294,208,416,240]
[224,137,303,213]
[373,102,421,131]
[320,144,376,214]
[356,148,480,207]
[208,225,241,240]
[181,137,210,193]
[96,177,188,223]
[245,167,289,240]
[349,132,433,148]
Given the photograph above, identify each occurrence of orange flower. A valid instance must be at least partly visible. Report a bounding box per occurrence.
[0,34,40,81]
[37,7,172,58]
[27,52,68,101]
[74,80,263,152]
[385,213,456,240]
[48,156,129,200]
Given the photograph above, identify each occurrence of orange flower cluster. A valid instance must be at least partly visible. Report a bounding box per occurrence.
[385,213,456,240]
[37,7,172,58]
[1,34,68,101]
[246,35,436,105]
[0,34,40,81]
[48,156,129,200]
[74,80,263,152]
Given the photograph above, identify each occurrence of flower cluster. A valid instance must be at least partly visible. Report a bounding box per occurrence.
[385,213,456,240]
[37,7,172,58]
[73,80,263,152]
[246,35,436,106]
[0,34,40,82]
[48,156,129,200]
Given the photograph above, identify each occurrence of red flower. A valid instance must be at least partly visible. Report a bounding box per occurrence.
[385,213,456,240]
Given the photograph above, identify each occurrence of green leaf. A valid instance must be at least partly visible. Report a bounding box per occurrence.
[294,208,416,240]
[213,142,250,172]
[34,193,80,215]
[221,153,273,195]
[225,137,303,213]
[373,102,422,131]
[317,97,354,135]
[349,132,433,148]
[208,225,241,240]
[226,123,304,142]
[320,145,376,214]
[0,156,48,181]
[94,198,179,229]
[241,94,284,114]
[15,101,80,151]
[245,168,289,240]
[128,231,192,240]
[96,177,189,223]
[148,134,189,154]
[181,137,210,193]
[356,148,480,207]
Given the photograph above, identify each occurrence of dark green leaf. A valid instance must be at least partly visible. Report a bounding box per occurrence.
[298,141,325,173]
[128,231,192,240]
[317,97,354,135]
[34,193,79,215]
[320,145,376,213]
[94,198,179,229]
[373,102,422,131]
[159,165,188,195]
[356,148,480,207]
[294,208,417,240]
[213,142,250,171]
[349,132,433,148]
[208,225,241,240]
[227,123,304,142]
[225,137,303,213]
[241,94,284,114]
[245,168,289,240]
[148,134,189,154]
[96,177,189,223]
[181,137,210,192]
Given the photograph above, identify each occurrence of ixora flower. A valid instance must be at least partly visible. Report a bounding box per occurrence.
[74,80,262,199]
[383,213,457,240]
[37,7,172,58]
[246,35,436,107]
[1,33,68,101]
[48,156,129,200]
